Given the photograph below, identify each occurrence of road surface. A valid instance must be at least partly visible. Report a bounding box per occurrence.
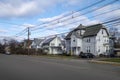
[0,54,120,80]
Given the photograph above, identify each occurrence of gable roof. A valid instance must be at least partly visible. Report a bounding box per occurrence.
[74,24,85,31]
[65,24,109,39]
[42,37,56,45]
[32,38,44,46]
[65,24,85,40]
[83,24,109,37]
[83,24,102,37]
[65,31,73,40]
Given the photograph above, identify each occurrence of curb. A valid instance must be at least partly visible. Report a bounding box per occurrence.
[89,60,120,66]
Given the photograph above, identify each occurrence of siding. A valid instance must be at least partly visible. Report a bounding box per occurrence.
[96,29,110,55]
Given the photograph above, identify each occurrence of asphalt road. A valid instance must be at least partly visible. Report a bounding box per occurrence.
[0,54,120,80]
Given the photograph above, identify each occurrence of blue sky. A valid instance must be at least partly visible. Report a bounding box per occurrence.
[0,0,120,40]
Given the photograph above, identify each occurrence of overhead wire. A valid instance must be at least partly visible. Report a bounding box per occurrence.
[35,18,120,39]
[31,0,119,31]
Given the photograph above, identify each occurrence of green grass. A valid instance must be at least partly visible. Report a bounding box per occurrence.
[102,58,120,63]
[14,53,78,60]
[36,54,78,60]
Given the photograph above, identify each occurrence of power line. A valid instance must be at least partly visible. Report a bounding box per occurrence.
[13,0,106,37]
[32,7,120,34]
[49,8,120,30]
[38,0,105,24]
[17,7,120,39]
[31,0,106,30]
[14,28,28,37]
[12,0,120,39]
[31,0,118,31]
[34,18,120,39]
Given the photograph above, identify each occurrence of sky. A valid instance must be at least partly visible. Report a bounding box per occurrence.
[0,0,120,40]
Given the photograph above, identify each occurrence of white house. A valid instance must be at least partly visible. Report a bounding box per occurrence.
[42,36,64,54]
[31,38,44,49]
[65,24,113,56]
[65,24,85,55]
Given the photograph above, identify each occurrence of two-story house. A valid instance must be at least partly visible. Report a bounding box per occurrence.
[65,24,85,55]
[65,24,113,56]
[42,36,64,54]
[82,24,110,56]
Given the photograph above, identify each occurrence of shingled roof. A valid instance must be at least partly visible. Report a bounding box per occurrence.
[65,24,109,39]
[65,24,85,40]
[83,24,104,37]
[42,37,56,45]
[33,38,44,46]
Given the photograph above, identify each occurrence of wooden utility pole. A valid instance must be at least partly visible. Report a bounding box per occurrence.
[27,27,30,55]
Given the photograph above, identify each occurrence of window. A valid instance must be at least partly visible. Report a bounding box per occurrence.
[87,38,90,43]
[98,46,100,52]
[73,38,75,42]
[87,46,90,53]
[106,46,109,52]
[102,29,104,34]
[59,44,61,46]
[98,37,100,41]
[51,43,54,46]
[98,49,100,52]
[77,30,81,35]
[73,40,75,42]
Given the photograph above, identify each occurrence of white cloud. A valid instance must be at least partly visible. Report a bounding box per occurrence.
[22,23,35,28]
[0,1,39,18]
[37,11,100,31]
[93,4,120,21]
[0,29,8,33]
[38,13,66,22]
[0,0,84,19]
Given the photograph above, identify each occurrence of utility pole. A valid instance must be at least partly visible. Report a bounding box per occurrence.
[27,27,30,55]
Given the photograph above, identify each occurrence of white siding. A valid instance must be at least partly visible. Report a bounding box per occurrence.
[71,34,82,55]
[49,37,63,54]
[96,29,110,55]
[66,40,71,54]
[71,35,77,47]
[83,37,96,55]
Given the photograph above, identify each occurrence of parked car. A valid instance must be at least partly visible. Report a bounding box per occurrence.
[6,51,11,55]
[79,53,95,58]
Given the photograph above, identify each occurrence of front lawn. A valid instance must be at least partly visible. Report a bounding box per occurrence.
[102,58,120,63]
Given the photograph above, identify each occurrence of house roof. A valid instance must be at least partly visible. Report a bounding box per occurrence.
[42,37,56,45]
[65,24,85,40]
[74,24,85,31]
[65,24,109,39]
[65,31,73,40]
[83,24,103,37]
[33,38,44,46]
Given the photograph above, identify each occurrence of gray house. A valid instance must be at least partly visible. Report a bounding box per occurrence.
[65,24,113,56]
